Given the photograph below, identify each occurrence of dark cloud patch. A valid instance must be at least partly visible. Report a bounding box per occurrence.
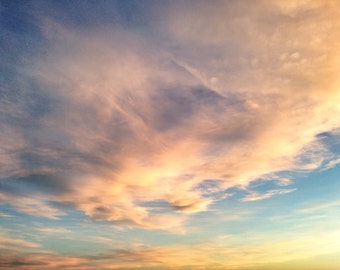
[2,88,130,175]
[1,80,59,137]
[7,174,70,195]
[316,130,340,154]
[17,145,123,178]
[169,197,209,213]
[191,86,226,104]
[0,248,165,269]
[0,254,48,268]
[17,149,69,175]
[171,203,197,212]
[22,85,54,119]
[91,206,115,220]
[316,132,332,139]
[148,87,195,132]
[145,85,244,133]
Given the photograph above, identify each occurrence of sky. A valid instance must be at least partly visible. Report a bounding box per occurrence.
[1,0,340,269]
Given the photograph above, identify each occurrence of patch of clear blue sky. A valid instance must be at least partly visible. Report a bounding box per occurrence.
[177,164,340,245]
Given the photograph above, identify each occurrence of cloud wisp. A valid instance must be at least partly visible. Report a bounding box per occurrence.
[2,229,340,270]
[241,188,297,202]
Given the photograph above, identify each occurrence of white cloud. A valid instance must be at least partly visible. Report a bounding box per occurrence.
[241,189,297,202]
[297,200,340,214]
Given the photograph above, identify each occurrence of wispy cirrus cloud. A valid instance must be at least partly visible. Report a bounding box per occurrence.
[297,200,340,214]
[0,232,44,254]
[241,188,297,202]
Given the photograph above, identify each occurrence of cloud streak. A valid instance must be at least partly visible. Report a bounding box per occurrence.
[241,188,297,202]
[2,228,340,270]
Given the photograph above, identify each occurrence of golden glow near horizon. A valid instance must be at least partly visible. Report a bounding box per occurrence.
[1,1,340,269]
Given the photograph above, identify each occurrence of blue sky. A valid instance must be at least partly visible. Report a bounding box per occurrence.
[1,1,340,269]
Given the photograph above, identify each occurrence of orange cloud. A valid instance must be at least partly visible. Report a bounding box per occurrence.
[1,0,340,232]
